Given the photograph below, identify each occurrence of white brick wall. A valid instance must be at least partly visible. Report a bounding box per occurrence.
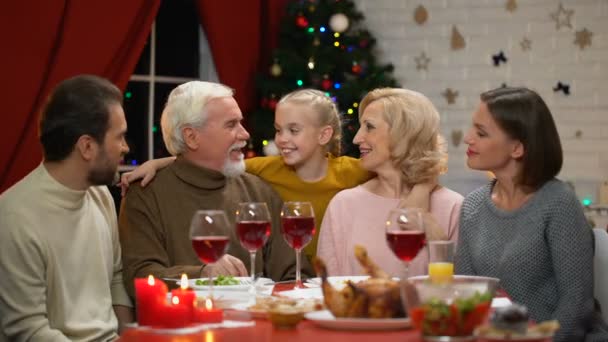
[354,0,608,203]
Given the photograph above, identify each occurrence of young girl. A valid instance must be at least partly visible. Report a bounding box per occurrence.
[121,89,433,260]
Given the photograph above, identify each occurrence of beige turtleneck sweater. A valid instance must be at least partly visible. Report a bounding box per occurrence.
[0,164,132,341]
[119,156,312,298]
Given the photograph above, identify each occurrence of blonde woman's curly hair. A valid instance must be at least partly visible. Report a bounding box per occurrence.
[358,88,447,186]
[278,89,342,156]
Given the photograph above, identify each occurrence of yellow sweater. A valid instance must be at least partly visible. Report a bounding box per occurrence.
[246,155,371,259]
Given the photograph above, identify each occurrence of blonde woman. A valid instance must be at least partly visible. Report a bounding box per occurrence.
[317,88,463,278]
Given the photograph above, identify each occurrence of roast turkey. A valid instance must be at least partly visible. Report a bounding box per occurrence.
[313,245,405,318]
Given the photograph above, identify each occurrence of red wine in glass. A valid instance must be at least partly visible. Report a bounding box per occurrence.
[386,231,426,262]
[281,216,315,249]
[236,220,271,251]
[385,208,426,278]
[235,202,272,296]
[189,210,231,299]
[281,201,315,289]
[191,236,230,264]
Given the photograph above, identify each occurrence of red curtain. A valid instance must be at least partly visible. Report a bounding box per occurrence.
[0,0,160,192]
[195,0,288,126]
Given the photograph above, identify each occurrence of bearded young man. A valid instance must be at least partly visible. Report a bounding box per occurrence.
[0,75,133,341]
[119,81,308,298]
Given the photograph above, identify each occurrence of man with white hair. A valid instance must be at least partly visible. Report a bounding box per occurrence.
[119,81,305,297]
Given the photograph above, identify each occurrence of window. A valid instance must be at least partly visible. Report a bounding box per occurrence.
[121,0,217,170]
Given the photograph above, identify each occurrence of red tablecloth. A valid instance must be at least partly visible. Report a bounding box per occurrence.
[119,282,423,342]
[118,319,422,342]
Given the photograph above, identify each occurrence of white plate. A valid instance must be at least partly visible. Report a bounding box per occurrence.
[230,298,324,319]
[491,297,513,309]
[304,310,410,330]
[278,287,323,299]
[124,323,207,335]
[305,276,370,289]
[125,321,255,334]
[188,277,273,291]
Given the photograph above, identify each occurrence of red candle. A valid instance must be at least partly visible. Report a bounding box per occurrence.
[170,274,196,321]
[134,275,168,326]
[158,295,191,328]
[194,298,223,324]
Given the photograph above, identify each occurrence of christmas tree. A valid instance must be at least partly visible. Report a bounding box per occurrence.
[251,0,399,157]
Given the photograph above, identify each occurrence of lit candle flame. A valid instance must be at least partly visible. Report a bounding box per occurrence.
[147,275,155,286]
[205,330,214,342]
[205,298,213,310]
[172,296,180,305]
[180,273,188,290]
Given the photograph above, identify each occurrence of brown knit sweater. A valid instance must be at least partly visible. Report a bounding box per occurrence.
[119,156,312,297]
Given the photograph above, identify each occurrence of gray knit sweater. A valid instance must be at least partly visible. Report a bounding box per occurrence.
[455,179,604,342]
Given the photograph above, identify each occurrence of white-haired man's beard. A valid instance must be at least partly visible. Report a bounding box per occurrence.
[221,142,246,177]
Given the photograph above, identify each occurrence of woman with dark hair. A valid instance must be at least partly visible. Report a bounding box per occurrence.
[455,87,607,341]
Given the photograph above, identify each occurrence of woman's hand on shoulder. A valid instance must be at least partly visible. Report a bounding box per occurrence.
[400,178,439,211]
[422,213,448,241]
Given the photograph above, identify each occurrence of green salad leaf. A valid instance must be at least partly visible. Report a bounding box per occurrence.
[195,275,240,286]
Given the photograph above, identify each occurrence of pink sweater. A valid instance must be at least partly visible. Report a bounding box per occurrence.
[317,185,463,278]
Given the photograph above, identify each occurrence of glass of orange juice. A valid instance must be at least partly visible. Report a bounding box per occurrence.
[428,240,455,284]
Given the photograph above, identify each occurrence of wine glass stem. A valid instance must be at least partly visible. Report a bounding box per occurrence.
[295,248,302,288]
[404,261,410,280]
[250,251,256,294]
[209,275,214,300]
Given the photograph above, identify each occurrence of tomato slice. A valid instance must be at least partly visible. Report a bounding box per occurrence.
[462,302,491,334]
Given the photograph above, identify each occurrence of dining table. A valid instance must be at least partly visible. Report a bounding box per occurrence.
[118,282,423,342]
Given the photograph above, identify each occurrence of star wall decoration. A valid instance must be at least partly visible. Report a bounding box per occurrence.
[520,37,531,51]
[506,0,517,12]
[492,51,508,66]
[553,81,570,95]
[451,26,466,50]
[451,129,463,147]
[550,3,574,30]
[574,28,593,50]
[414,5,428,25]
[442,88,459,104]
[415,52,431,71]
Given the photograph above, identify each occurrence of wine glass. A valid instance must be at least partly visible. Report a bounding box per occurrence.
[280,201,315,289]
[385,208,426,279]
[235,202,271,294]
[190,210,231,300]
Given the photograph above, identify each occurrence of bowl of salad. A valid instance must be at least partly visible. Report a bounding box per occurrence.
[402,275,500,341]
[188,275,273,291]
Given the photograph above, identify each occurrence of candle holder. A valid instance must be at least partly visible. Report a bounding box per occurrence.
[194,297,223,324]
[159,296,191,329]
